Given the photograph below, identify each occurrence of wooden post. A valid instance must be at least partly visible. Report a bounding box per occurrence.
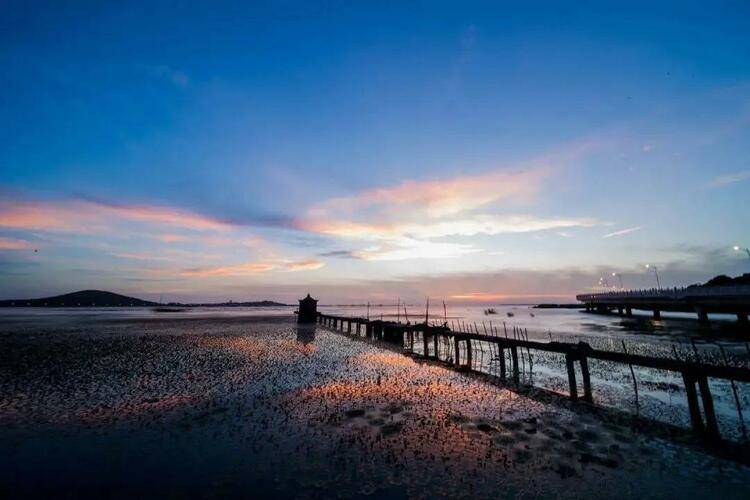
[510,345,519,380]
[580,356,593,402]
[423,331,429,358]
[697,375,720,439]
[566,353,578,400]
[347,320,352,333]
[653,310,661,319]
[696,308,709,323]
[682,372,704,433]
[433,331,439,359]
[498,343,506,379]
[466,339,473,369]
[454,336,460,366]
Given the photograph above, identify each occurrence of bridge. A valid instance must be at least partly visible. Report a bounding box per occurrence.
[576,285,750,324]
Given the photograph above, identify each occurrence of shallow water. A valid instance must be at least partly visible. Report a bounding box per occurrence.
[1,315,750,498]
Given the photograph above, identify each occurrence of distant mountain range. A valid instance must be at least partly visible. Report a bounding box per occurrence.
[0,290,289,307]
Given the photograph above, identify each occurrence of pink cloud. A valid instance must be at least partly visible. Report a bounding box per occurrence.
[0,198,232,233]
[158,234,190,243]
[304,167,548,224]
[181,259,324,277]
[283,259,325,271]
[294,141,606,256]
[0,237,34,250]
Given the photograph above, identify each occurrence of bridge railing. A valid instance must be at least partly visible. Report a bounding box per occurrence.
[577,285,750,302]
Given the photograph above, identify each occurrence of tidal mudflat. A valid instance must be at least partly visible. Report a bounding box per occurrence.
[1,315,749,498]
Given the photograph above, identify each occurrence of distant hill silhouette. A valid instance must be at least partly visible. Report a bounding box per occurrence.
[0,290,290,307]
[701,273,750,287]
[0,290,158,307]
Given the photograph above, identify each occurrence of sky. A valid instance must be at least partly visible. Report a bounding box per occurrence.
[1,1,749,304]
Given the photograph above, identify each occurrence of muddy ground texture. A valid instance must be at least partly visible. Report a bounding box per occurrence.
[1,316,749,499]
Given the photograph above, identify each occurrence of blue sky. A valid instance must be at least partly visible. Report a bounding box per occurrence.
[1,1,749,303]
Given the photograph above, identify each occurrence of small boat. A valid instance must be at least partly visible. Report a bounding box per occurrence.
[483,308,498,315]
[506,312,514,317]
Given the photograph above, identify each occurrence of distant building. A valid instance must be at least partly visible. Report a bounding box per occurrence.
[297,294,318,323]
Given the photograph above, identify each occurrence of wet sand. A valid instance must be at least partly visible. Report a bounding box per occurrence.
[1,315,749,498]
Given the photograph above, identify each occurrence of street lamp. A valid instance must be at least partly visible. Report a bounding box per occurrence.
[645,264,661,289]
[734,245,750,261]
[611,272,624,289]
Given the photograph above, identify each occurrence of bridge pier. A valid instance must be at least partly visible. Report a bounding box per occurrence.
[618,306,624,316]
[738,313,748,325]
[626,306,632,317]
[652,309,661,320]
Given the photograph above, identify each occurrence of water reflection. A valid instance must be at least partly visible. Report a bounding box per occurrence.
[296,324,316,345]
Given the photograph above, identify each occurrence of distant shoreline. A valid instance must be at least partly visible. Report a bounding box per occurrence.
[533,303,585,309]
[0,290,290,308]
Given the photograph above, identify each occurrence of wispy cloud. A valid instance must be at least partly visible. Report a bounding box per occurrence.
[0,197,233,233]
[602,226,642,239]
[0,237,34,250]
[158,234,190,243]
[181,259,324,277]
[707,170,750,188]
[303,167,548,222]
[302,214,596,240]
[283,259,325,271]
[354,239,480,261]
[292,141,605,261]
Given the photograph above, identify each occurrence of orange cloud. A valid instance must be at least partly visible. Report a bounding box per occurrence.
[284,259,325,271]
[99,202,231,231]
[181,262,277,277]
[0,237,34,250]
[181,259,324,277]
[294,141,606,259]
[158,234,190,243]
[0,198,231,233]
[304,167,548,224]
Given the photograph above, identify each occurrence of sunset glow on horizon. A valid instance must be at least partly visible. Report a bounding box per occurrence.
[1,2,749,304]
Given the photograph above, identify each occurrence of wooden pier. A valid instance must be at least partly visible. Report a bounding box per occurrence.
[317,312,750,441]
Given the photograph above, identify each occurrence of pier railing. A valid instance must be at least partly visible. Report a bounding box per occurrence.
[316,312,750,442]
